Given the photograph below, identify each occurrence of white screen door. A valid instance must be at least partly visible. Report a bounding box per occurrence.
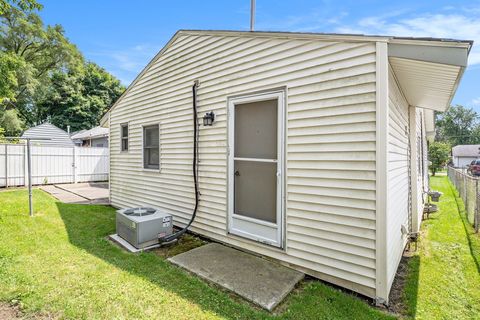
[227,91,284,248]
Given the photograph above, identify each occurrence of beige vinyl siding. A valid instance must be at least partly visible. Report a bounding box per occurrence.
[386,68,409,291]
[109,33,377,297]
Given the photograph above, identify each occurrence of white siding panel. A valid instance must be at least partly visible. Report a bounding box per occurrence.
[386,67,409,291]
[110,34,377,297]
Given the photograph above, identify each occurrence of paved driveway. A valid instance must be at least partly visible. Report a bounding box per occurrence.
[40,182,109,205]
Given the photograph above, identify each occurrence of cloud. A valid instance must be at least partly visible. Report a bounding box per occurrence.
[88,44,160,85]
[256,5,479,66]
[472,97,480,106]
[87,7,480,85]
[255,9,349,33]
[335,12,480,65]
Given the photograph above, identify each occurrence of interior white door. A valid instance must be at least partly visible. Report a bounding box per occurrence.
[228,91,284,248]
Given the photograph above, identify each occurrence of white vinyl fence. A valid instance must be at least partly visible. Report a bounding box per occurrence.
[0,144,109,187]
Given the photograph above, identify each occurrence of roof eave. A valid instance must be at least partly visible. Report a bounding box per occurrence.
[100,29,473,120]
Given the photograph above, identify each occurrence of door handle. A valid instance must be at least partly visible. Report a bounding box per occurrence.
[234,170,240,176]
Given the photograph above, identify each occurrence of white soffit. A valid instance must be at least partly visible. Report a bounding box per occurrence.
[389,56,462,111]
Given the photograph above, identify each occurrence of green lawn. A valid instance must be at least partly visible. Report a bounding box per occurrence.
[0,177,478,319]
[0,189,392,320]
[402,176,480,319]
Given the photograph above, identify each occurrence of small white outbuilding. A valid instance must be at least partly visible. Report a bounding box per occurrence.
[21,122,74,147]
[452,144,480,168]
[101,30,471,303]
[71,126,109,147]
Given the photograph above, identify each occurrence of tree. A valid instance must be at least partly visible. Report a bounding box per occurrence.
[0,2,123,134]
[36,62,124,132]
[0,0,41,14]
[0,6,82,125]
[428,141,451,176]
[436,105,479,145]
[0,52,25,135]
[0,51,20,101]
[0,108,23,134]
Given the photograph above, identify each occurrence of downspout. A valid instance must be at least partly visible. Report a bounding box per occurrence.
[407,109,413,234]
[409,106,420,233]
[160,81,200,243]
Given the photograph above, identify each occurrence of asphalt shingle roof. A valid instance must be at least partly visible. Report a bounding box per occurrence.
[452,145,480,157]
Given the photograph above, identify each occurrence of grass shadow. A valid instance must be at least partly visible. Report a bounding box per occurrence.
[402,252,420,318]
[55,202,269,319]
[55,201,395,320]
[448,181,480,274]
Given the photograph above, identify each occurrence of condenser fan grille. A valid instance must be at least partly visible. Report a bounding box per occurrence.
[123,207,156,217]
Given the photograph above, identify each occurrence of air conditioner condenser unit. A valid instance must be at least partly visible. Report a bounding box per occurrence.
[116,207,173,249]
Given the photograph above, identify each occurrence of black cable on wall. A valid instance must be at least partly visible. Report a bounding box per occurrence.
[160,81,200,243]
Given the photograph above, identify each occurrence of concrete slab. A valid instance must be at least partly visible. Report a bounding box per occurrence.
[40,183,109,205]
[40,185,90,204]
[169,243,304,311]
[56,182,109,201]
[108,234,161,253]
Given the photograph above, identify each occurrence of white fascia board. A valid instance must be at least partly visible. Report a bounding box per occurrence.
[179,29,390,43]
[389,38,471,51]
[100,112,110,128]
[388,43,469,67]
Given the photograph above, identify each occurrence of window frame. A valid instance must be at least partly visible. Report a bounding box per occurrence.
[142,123,160,171]
[120,123,129,152]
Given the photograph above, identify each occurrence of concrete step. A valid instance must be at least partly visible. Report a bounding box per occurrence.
[169,243,304,311]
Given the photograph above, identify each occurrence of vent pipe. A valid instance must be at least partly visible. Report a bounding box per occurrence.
[250,0,255,31]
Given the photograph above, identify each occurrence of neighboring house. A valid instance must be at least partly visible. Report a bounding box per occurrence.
[71,126,109,148]
[452,144,480,168]
[21,123,74,147]
[100,30,470,304]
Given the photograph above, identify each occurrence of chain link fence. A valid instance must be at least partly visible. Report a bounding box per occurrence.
[447,166,480,233]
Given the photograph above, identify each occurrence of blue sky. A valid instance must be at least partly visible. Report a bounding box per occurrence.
[39,0,480,110]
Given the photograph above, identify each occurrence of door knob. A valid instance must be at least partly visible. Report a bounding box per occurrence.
[234,170,240,176]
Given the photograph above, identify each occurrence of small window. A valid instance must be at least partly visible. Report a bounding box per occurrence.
[143,125,159,169]
[121,124,128,151]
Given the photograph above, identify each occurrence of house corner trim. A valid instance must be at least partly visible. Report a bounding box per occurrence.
[375,41,389,303]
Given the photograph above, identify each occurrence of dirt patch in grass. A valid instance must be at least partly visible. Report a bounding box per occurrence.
[153,232,207,258]
[387,222,434,318]
[0,303,20,319]
[388,242,420,317]
[0,302,57,320]
[388,255,411,316]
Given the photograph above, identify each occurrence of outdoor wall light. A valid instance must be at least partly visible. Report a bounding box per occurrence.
[203,111,215,126]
